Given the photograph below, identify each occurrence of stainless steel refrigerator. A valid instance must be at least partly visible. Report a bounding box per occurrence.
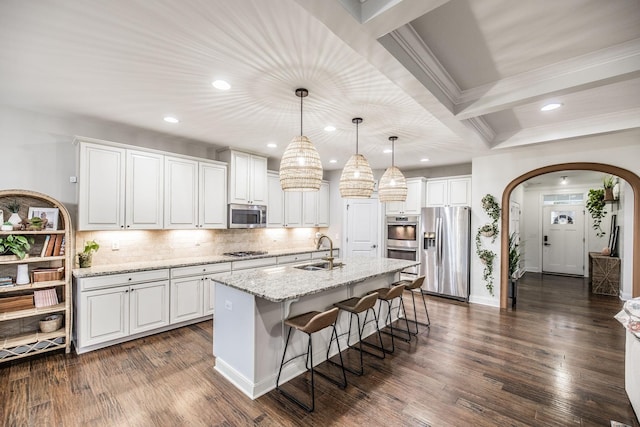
[420,206,471,300]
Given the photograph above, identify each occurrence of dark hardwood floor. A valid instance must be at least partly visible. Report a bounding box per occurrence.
[1,273,637,426]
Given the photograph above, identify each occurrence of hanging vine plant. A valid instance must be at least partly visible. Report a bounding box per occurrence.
[586,188,606,237]
[476,193,501,296]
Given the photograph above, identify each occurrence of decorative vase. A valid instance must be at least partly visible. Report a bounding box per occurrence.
[1,223,12,231]
[8,212,21,226]
[604,188,614,201]
[481,230,495,237]
[16,264,29,285]
[78,253,92,268]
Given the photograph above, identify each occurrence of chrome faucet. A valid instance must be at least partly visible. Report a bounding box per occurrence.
[316,234,334,270]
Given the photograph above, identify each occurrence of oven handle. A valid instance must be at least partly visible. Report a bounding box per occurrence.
[387,222,418,226]
[387,247,417,252]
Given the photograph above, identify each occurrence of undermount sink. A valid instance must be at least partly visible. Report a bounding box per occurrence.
[294,261,344,271]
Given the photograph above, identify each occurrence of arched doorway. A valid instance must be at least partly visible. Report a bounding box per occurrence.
[500,162,640,309]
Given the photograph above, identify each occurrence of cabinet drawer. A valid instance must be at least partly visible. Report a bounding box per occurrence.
[80,269,169,291]
[171,262,231,279]
[277,253,312,264]
[232,257,277,271]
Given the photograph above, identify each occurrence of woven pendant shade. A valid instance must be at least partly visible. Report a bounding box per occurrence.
[279,88,323,192]
[339,117,374,198]
[280,135,323,191]
[378,136,407,202]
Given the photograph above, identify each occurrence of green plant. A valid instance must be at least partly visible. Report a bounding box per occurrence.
[477,249,496,295]
[6,199,20,214]
[82,240,100,254]
[603,175,615,189]
[586,188,606,237]
[508,232,521,279]
[0,234,34,259]
[481,194,501,224]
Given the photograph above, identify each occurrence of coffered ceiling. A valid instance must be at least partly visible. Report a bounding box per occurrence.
[0,0,638,171]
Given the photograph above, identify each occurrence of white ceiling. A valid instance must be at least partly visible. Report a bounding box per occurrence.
[0,0,638,172]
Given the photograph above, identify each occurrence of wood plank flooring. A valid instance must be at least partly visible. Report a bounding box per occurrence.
[1,273,638,426]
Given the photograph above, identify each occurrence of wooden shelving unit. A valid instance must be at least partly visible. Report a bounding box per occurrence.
[0,190,72,362]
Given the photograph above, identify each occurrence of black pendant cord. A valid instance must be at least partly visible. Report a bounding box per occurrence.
[389,136,398,167]
[355,121,359,155]
[300,93,303,136]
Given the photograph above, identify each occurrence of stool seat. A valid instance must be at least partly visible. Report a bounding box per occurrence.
[374,282,406,301]
[334,292,378,314]
[285,308,339,334]
[373,282,411,352]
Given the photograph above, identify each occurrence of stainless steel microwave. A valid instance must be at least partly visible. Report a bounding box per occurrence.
[228,204,267,229]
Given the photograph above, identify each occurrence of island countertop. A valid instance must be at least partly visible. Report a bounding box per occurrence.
[212,257,418,302]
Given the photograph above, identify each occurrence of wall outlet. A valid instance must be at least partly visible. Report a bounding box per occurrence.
[224,300,232,311]
[111,240,120,251]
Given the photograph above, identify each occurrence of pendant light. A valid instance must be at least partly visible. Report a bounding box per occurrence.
[339,117,374,198]
[378,136,407,202]
[279,88,323,191]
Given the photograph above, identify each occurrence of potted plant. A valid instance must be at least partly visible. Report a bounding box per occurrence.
[28,216,43,231]
[508,232,521,279]
[477,249,496,295]
[5,199,22,228]
[603,175,615,201]
[78,240,99,268]
[0,234,34,260]
[1,221,13,231]
[586,188,606,237]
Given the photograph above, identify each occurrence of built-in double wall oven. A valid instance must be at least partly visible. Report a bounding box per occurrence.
[385,215,419,275]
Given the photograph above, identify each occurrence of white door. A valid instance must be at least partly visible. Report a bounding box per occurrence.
[80,285,129,347]
[346,198,379,257]
[130,280,170,334]
[203,277,215,316]
[199,162,227,229]
[542,205,585,275]
[170,277,204,324]
[126,150,164,229]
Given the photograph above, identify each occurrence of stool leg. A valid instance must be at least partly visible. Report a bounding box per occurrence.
[276,326,293,391]
[358,307,386,359]
[406,290,431,333]
[380,297,412,345]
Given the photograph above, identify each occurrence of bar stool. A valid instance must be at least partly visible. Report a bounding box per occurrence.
[391,276,430,335]
[332,292,385,375]
[373,282,411,353]
[275,307,347,412]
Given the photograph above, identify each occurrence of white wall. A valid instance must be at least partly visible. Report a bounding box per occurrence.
[471,129,640,306]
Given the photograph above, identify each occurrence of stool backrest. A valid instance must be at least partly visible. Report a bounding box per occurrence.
[353,292,379,312]
[386,283,406,300]
[405,276,425,290]
[300,307,339,334]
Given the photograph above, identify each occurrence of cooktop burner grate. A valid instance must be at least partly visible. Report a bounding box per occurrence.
[223,251,268,257]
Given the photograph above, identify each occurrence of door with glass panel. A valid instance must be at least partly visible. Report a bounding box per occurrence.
[542,204,585,275]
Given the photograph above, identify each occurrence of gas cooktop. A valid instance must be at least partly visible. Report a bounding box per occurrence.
[223,251,268,257]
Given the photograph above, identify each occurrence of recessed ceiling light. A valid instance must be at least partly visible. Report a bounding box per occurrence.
[164,116,179,124]
[212,80,231,91]
[383,148,392,154]
[267,143,277,148]
[420,158,430,162]
[329,159,337,164]
[541,102,562,111]
[324,125,336,132]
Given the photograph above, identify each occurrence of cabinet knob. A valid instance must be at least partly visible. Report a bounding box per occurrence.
[125,289,129,293]
[128,277,132,281]
[120,225,124,229]
[126,225,130,228]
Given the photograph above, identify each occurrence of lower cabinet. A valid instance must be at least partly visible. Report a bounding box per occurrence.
[170,262,231,323]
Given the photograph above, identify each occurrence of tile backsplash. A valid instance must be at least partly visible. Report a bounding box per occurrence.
[75,227,327,267]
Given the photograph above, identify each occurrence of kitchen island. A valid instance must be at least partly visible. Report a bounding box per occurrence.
[211,256,418,399]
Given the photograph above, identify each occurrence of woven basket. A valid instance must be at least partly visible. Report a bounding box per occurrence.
[39,314,63,333]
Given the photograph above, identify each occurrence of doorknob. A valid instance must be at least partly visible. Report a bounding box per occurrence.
[371,244,377,248]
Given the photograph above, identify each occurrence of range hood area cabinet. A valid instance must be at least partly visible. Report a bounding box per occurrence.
[78,140,164,231]
[218,150,267,205]
[164,157,227,229]
[267,172,329,228]
[77,138,227,231]
[425,176,471,207]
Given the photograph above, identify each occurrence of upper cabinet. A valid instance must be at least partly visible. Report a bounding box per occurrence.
[267,172,329,228]
[426,176,471,207]
[219,150,267,205]
[302,182,330,227]
[267,172,284,227]
[164,156,227,229]
[79,141,163,230]
[385,177,426,215]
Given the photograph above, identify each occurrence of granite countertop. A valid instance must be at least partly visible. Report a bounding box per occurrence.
[72,247,339,278]
[212,257,419,302]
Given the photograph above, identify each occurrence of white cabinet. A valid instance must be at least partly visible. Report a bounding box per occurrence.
[267,172,284,227]
[75,269,170,351]
[219,150,268,205]
[385,177,425,215]
[170,262,231,323]
[79,141,164,230]
[284,192,303,227]
[426,176,471,207]
[164,156,227,229]
[302,182,330,227]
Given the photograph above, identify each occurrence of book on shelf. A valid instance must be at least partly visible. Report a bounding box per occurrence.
[52,234,63,256]
[0,276,14,287]
[45,234,56,257]
[59,236,65,256]
[33,288,59,308]
[40,235,51,257]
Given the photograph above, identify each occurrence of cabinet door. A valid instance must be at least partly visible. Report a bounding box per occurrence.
[317,182,330,227]
[284,192,303,227]
[302,191,318,227]
[130,280,170,335]
[249,155,268,204]
[426,179,448,207]
[385,201,405,215]
[448,177,471,206]
[403,179,424,214]
[267,173,284,227]
[80,286,129,347]
[170,277,204,324]
[228,151,250,204]
[126,150,164,229]
[199,162,227,229]
[79,142,125,230]
[203,277,215,316]
[164,156,198,228]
